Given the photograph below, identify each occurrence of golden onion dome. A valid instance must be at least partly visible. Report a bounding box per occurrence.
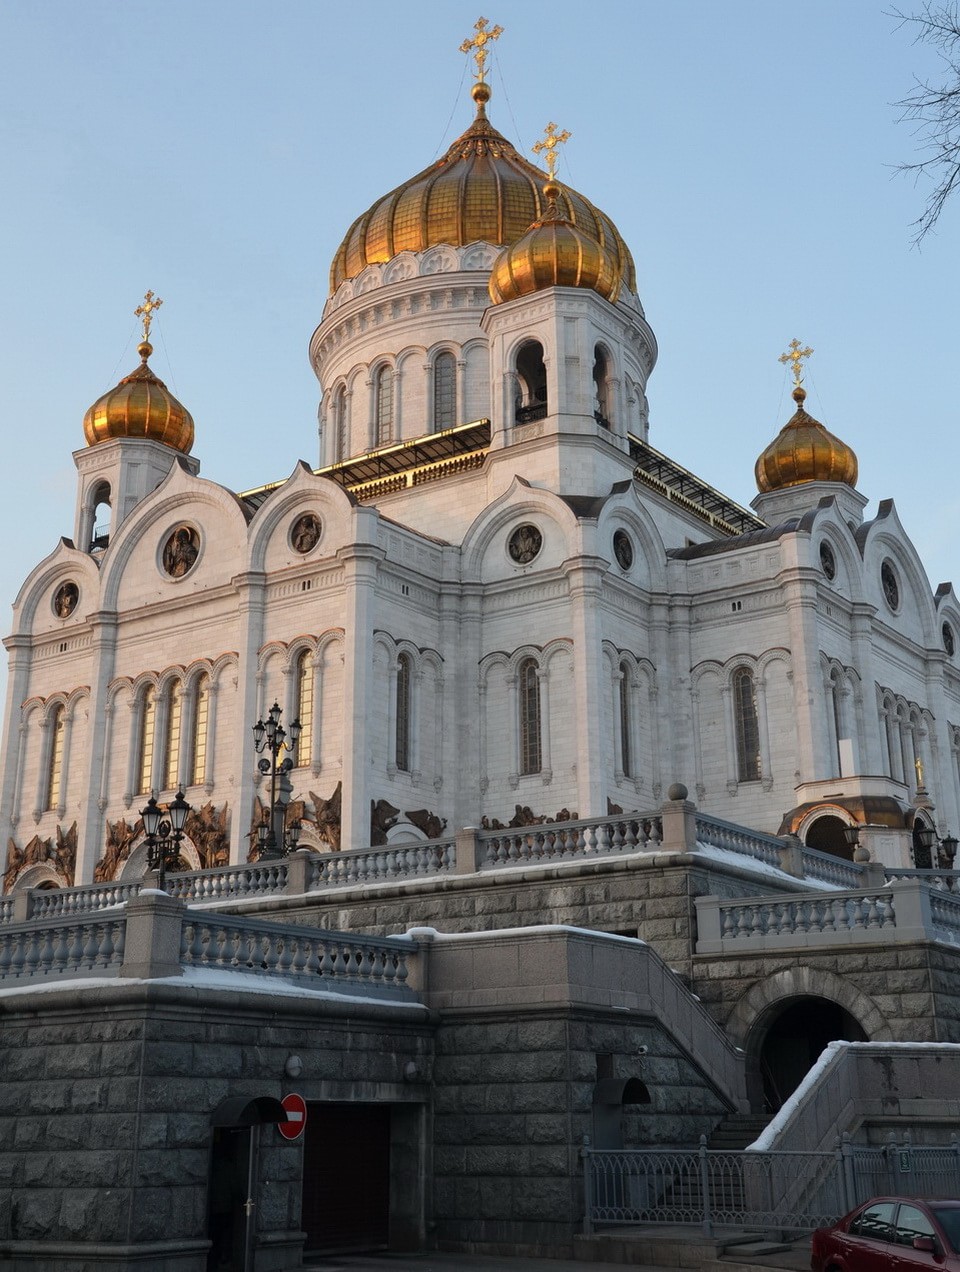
[82,340,195,454]
[329,83,636,296]
[754,386,858,492]
[488,179,621,304]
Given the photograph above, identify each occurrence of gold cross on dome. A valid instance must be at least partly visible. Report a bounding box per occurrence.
[778,338,814,387]
[135,290,163,341]
[460,17,503,83]
[532,121,572,179]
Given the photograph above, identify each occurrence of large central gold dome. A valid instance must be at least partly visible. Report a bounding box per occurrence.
[329,88,636,296]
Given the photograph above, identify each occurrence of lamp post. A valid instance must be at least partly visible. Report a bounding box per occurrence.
[139,788,191,892]
[252,701,302,858]
[915,824,959,871]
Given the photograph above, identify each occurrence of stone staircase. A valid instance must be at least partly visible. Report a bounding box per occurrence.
[707,1112,774,1151]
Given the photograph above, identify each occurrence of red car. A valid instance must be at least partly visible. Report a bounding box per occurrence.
[813,1198,960,1272]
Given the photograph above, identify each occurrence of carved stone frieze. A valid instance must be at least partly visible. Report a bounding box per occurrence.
[4,821,77,893]
[480,804,579,831]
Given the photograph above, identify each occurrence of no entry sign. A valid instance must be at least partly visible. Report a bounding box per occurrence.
[278,1093,307,1141]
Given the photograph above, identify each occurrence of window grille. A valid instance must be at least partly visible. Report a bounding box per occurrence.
[46,705,65,810]
[191,675,209,787]
[163,681,182,791]
[376,366,393,445]
[733,667,761,783]
[334,387,347,461]
[296,651,314,765]
[434,353,456,430]
[396,653,411,772]
[519,658,542,775]
[139,686,157,795]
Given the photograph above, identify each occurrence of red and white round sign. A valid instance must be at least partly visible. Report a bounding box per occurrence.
[278,1093,307,1141]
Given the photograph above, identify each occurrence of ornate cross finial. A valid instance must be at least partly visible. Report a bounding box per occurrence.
[460,16,503,83]
[532,121,572,180]
[778,338,814,388]
[135,290,163,341]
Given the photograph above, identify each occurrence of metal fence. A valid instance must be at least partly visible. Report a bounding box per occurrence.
[582,1135,960,1237]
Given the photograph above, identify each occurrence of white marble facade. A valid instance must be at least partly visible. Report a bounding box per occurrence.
[4,114,960,894]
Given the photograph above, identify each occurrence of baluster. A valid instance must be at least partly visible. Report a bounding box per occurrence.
[113,921,125,965]
[233,927,252,969]
[721,907,736,939]
[67,924,85,971]
[52,925,70,970]
[97,922,115,967]
[304,938,320,977]
[291,938,306,976]
[80,924,99,970]
[794,900,808,935]
[0,933,12,979]
[35,926,55,974]
[319,941,336,977]
[276,936,293,974]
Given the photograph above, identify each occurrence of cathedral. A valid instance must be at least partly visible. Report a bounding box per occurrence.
[3,20,960,1270]
[1,22,957,894]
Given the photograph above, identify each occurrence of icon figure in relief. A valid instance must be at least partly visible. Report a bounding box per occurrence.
[163,526,200,578]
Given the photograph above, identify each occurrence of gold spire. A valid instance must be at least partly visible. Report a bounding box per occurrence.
[754,342,857,493]
[532,122,571,184]
[460,17,502,84]
[778,338,814,388]
[82,294,194,454]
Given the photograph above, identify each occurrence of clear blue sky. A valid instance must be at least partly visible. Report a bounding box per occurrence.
[0,1,955,662]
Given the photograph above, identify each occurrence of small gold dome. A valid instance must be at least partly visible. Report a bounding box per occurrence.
[329,99,635,296]
[488,192,622,304]
[754,387,858,492]
[82,341,195,453]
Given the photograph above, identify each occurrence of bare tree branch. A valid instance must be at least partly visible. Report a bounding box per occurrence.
[890,3,960,242]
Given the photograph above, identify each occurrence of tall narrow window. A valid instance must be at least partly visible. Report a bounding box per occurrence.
[46,704,65,810]
[434,352,456,431]
[375,366,394,446]
[333,386,347,462]
[733,667,761,783]
[191,674,209,787]
[829,671,843,776]
[519,657,542,775]
[396,653,412,772]
[619,661,632,778]
[139,686,157,795]
[295,650,314,766]
[163,681,182,791]
[593,346,611,427]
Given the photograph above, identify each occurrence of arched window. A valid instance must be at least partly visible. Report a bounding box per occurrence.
[396,652,412,772]
[828,670,843,777]
[191,674,209,787]
[90,481,111,553]
[515,340,547,424]
[593,346,611,428]
[138,686,157,795]
[433,352,456,431]
[733,667,761,783]
[46,704,65,810]
[519,657,542,775]
[163,681,182,791]
[619,660,632,778]
[295,650,314,766]
[333,386,347,462]
[375,366,394,446]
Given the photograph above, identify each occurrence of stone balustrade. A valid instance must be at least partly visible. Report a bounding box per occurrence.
[0,894,418,1000]
[477,810,662,868]
[27,879,140,920]
[696,880,960,954]
[308,837,454,889]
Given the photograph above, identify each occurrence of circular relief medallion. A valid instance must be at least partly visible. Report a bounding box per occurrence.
[291,512,322,555]
[819,541,837,581]
[881,560,900,612]
[162,525,200,579]
[507,523,543,565]
[53,581,79,619]
[613,529,634,571]
[944,622,956,658]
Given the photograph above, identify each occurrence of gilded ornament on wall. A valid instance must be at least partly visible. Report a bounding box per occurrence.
[53,581,79,618]
[291,513,322,554]
[162,525,200,578]
[3,822,77,893]
[508,524,542,564]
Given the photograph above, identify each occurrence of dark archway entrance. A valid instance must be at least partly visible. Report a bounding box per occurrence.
[302,1103,391,1255]
[804,815,853,859]
[759,998,866,1111]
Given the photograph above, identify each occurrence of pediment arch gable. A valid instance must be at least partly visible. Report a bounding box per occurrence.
[11,540,102,637]
[460,477,580,579]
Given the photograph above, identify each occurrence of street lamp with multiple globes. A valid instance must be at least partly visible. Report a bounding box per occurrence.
[139,788,191,892]
[252,701,303,859]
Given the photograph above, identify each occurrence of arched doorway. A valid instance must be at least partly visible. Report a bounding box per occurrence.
[804,814,853,859]
[758,997,866,1111]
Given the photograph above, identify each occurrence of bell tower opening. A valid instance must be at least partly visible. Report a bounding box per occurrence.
[803,814,853,860]
[90,481,111,553]
[514,340,547,424]
[593,345,612,428]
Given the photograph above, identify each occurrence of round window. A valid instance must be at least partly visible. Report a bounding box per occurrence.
[162,525,201,579]
[508,524,542,565]
[819,541,836,581]
[613,529,634,571]
[881,560,900,612]
[944,622,956,658]
[53,581,79,618]
[290,513,322,554]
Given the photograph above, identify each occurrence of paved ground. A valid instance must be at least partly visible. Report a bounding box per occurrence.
[307,1257,638,1271]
